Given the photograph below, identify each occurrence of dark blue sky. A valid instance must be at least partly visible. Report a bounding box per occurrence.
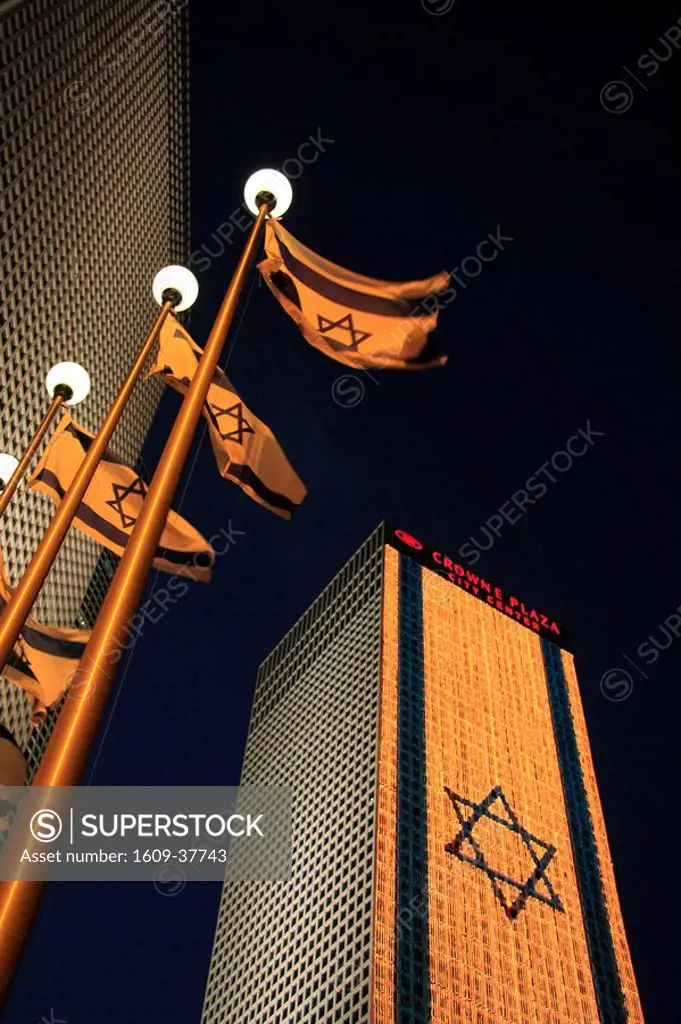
[7,0,681,1020]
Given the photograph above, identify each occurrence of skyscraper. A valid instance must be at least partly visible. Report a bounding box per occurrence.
[201,523,644,1023]
[0,0,189,770]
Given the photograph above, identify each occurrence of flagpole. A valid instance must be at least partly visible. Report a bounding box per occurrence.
[35,199,271,783]
[0,292,182,1009]
[0,394,65,518]
[0,171,289,1005]
[0,363,91,519]
[0,269,195,681]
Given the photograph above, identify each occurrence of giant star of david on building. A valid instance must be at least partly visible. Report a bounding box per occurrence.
[445,784,565,920]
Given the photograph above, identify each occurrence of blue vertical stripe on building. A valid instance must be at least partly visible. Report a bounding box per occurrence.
[541,638,627,1023]
[395,554,431,1023]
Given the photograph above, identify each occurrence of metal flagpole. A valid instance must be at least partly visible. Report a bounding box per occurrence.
[0,269,195,680]
[0,368,88,520]
[0,294,183,1010]
[0,170,289,1004]
[0,393,66,519]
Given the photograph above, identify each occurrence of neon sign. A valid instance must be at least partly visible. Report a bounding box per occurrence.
[389,525,569,650]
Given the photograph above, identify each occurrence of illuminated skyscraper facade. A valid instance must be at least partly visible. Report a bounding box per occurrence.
[0,0,189,768]
[202,524,643,1023]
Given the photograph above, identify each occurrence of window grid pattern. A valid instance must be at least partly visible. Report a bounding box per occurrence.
[541,640,626,1022]
[252,527,386,731]
[202,527,385,1023]
[395,556,430,1023]
[553,647,644,1022]
[372,544,399,1024]
[0,0,189,756]
[420,567,618,1022]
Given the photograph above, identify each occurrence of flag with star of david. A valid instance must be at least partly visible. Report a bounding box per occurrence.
[257,220,450,370]
[148,314,307,520]
[0,551,90,721]
[28,413,215,582]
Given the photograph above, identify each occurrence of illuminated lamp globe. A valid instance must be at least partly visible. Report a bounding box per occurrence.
[243,169,293,219]
[152,265,199,313]
[0,454,19,488]
[45,362,91,406]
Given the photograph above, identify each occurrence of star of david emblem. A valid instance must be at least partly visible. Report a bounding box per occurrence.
[105,476,147,531]
[445,785,564,919]
[317,313,372,352]
[207,401,255,444]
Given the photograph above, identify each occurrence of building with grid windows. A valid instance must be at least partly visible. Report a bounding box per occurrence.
[0,0,189,769]
[201,523,644,1023]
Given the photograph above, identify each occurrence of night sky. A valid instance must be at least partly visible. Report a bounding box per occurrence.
[6,0,681,1020]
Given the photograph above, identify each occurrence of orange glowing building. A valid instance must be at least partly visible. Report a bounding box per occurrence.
[202,524,644,1024]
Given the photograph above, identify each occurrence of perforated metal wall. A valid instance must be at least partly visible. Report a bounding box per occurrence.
[0,0,189,755]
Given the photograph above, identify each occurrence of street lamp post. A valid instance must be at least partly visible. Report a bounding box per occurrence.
[0,266,198,680]
[0,171,291,1006]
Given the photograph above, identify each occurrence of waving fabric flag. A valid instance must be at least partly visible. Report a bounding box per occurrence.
[149,315,307,520]
[257,220,450,370]
[0,554,90,719]
[29,414,214,582]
